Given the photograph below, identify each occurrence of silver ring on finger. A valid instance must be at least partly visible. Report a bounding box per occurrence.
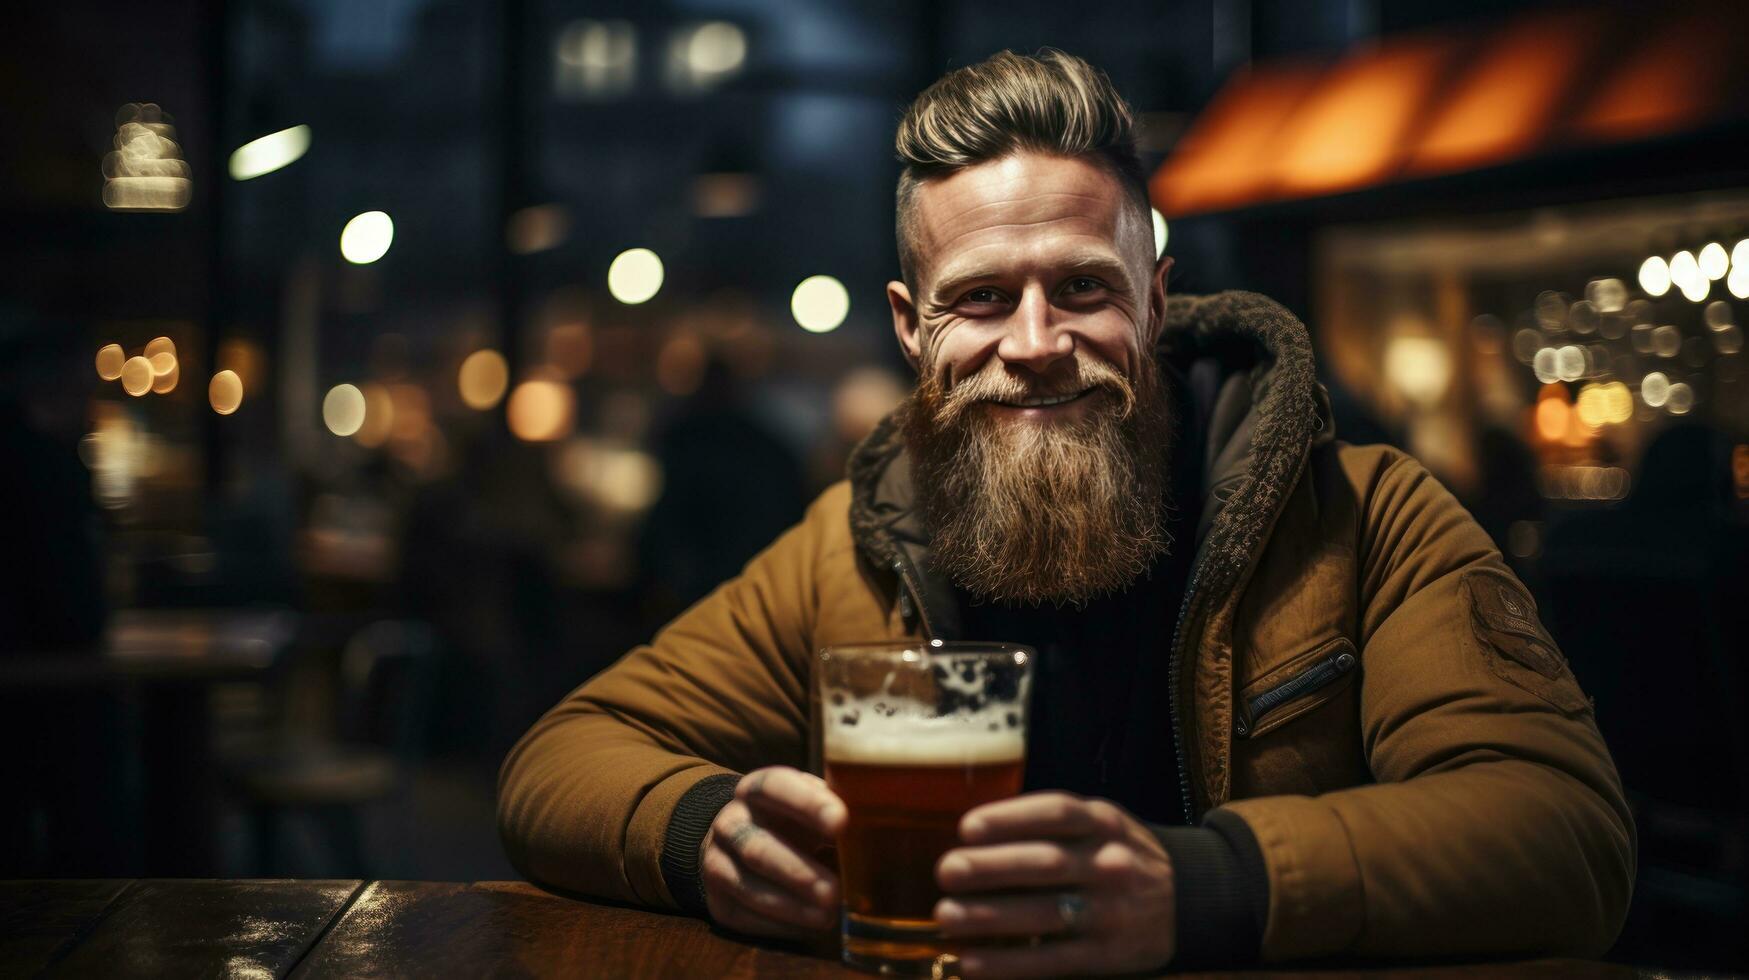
[1055,891,1089,935]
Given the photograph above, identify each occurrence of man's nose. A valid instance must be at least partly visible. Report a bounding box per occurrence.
[995,289,1074,374]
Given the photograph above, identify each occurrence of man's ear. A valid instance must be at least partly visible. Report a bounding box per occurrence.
[1145,255,1174,347]
[888,280,922,370]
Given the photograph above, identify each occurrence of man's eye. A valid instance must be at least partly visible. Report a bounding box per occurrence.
[1065,277,1103,294]
[964,288,1002,304]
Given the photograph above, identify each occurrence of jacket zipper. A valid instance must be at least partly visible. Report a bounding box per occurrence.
[1234,649,1356,737]
[1165,555,1208,825]
[889,555,935,640]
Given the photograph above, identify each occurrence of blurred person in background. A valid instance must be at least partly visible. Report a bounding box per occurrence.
[500,50,1632,974]
[638,353,805,620]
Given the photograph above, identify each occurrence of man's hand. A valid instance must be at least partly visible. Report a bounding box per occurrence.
[935,792,1177,978]
[701,766,847,940]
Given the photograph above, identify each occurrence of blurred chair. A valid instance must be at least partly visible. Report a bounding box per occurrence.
[220,620,436,876]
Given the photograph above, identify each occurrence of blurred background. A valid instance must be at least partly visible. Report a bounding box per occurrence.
[2,0,1746,970]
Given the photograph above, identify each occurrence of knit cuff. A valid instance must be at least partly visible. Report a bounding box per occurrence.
[658,773,740,916]
[1149,811,1269,968]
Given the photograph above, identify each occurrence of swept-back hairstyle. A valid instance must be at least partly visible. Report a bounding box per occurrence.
[894,49,1149,289]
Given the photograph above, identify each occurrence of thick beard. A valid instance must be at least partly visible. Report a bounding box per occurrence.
[902,354,1173,608]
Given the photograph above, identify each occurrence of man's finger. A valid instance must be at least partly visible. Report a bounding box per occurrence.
[936,841,1093,893]
[704,842,835,934]
[935,891,1103,939]
[959,792,1124,844]
[719,812,840,907]
[737,767,847,839]
[956,938,1116,979]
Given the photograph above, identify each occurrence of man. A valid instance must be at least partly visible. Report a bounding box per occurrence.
[499,51,1633,975]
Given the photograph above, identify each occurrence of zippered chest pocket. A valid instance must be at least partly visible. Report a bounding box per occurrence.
[1235,637,1358,738]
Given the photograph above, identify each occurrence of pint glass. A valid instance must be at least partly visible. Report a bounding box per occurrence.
[817,641,1034,976]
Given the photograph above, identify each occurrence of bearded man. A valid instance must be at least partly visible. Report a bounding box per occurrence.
[499,51,1633,975]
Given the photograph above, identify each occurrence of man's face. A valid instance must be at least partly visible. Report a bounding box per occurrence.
[888,152,1170,414]
[889,152,1175,606]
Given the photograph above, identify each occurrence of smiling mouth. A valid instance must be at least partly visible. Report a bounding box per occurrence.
[992,387,1094,408]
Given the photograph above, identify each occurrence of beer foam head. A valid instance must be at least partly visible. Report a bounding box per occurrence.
[823,695,1025,766]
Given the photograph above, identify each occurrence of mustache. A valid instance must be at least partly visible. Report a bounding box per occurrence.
[931,357,1137,427]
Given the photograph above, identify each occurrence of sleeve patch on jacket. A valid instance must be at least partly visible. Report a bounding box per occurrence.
[1461,568,1590,715]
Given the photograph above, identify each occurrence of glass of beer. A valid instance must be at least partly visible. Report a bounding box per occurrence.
[818,641,1033,976]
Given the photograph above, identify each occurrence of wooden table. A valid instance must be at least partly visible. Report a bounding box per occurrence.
[0,879,1652,978]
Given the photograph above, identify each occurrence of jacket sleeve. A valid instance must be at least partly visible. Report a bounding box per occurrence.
[495,487,835,908]
[1221,450,1635,962]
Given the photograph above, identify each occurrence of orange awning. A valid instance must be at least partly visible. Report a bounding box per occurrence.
[1152,2,1749,218]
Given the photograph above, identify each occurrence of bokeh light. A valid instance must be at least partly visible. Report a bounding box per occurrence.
[1554,344,1585,382]
[323,383,367,436]
[1669,250,1699,290]
[1534,290,1567,329]
[228,125,311,180]
[1532,347,1558,384]
[1640,371,1671,408]
[506,204,571,255]
[1568,299,1599,335]
[121,356,153,396]
[1652,325,1682,357]
[151,356,179,394]
[1576,381,1632,428]
[1585,278,1627,313]
[1680,274,1710,303]
[1638,255,1671,297]
[607,247,663,304]
[553,438,663,515]
[1384,336,1452,407]
[340,211,395,264]
[687,22,746,75]
[1698,242,1728,281]
[1511,328,1542,364]
[1729,263,1749,300]
[1534,395,1569,442]
[144,336,176,360]
[507,375,575,441]
[790,275,850,333]
[353,383,395,448]
[1151,208,1169,259]
[103,104,193,213]
[458,349,510,409]
[1666,381,1694,415]
[95,344,125,381]
[208,370,243,415]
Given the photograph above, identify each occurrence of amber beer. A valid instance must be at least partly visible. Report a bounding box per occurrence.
[829,739,1024,921]
[817,643,1033,975]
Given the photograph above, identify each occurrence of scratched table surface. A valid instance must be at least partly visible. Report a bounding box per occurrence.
[0,880,1659,978]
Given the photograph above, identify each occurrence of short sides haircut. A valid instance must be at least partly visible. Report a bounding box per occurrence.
[894,49,1150,291]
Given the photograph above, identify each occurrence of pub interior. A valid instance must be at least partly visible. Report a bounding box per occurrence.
[2,0,1745,975]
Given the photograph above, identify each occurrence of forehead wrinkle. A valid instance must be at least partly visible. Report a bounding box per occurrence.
[920,191,1121,253]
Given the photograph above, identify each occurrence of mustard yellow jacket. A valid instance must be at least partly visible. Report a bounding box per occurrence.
[499,292,1634,962]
